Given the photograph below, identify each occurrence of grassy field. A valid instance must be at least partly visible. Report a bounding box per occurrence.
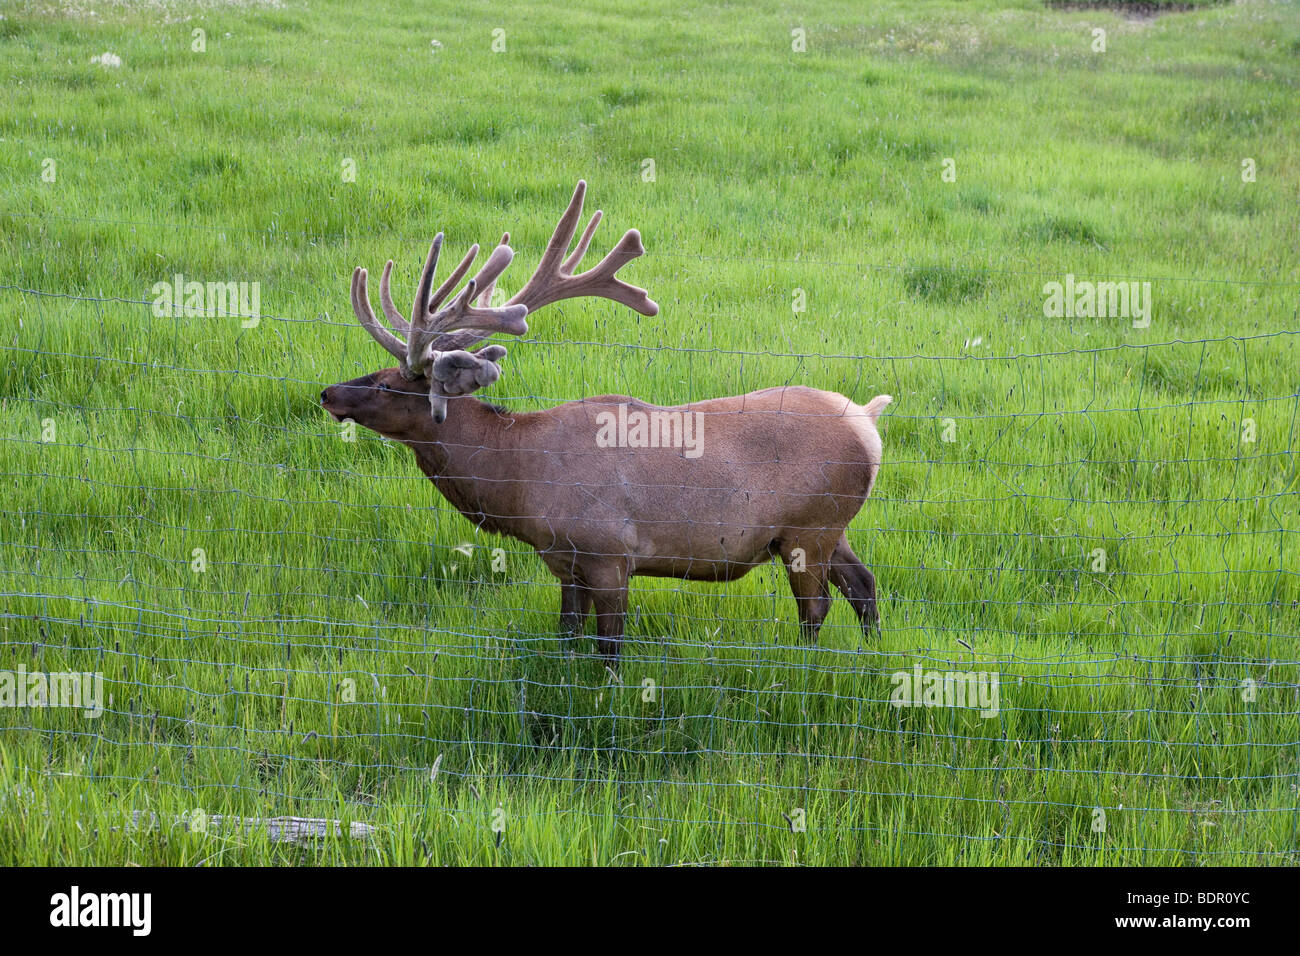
[1,0,1298,865]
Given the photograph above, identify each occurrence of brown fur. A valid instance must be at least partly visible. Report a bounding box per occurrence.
[322,371,890,660]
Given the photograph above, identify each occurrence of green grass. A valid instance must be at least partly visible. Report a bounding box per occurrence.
[1,0,1298,865]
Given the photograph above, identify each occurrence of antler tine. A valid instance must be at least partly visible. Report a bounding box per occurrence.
[409,237,443,337]
[476,233,510,308]
[431,242,516,329]
[378,260,409,335]
[507,180,659,318]
[508,181,586,309]
[560,211,601,275]
[351,267,408,364]
[426,242,479,317]
[574,227,658,314]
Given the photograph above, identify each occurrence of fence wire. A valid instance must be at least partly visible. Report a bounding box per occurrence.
[2,231,1298,862]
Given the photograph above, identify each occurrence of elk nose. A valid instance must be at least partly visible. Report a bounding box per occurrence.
[320,388,330,403]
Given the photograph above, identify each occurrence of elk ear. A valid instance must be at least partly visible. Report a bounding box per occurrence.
[429,348,506,403]
[468,345,507,386]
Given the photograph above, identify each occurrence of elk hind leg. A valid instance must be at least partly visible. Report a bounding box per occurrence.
[780,543,832,643]
[828,535,879,638]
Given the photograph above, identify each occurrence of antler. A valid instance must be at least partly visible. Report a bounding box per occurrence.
[415,181,660,355]
[351,236,528,379]
[349,181,656,396]
[506,180,658,319]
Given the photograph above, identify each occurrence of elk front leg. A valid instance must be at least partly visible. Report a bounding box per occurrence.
[828,535,879,638]
[558,577,593,638]
[581,561,629,662]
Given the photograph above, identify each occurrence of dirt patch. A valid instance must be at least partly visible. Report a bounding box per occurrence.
[1045,1,1228,20]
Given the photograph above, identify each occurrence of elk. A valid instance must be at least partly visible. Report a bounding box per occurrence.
[321,181,890,660]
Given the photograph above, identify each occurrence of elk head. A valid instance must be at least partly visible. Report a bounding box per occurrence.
[321,181,658,437]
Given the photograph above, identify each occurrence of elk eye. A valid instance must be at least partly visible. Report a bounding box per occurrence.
[376,382,391,392]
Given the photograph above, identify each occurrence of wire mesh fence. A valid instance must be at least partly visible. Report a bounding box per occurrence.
[2,225,1298,863]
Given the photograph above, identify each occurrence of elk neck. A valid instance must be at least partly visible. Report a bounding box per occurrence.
[401,397,523,533]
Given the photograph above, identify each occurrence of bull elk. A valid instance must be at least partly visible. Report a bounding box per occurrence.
[321,181,890,660]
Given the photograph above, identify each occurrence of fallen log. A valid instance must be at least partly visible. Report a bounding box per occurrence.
[124,810,375,844]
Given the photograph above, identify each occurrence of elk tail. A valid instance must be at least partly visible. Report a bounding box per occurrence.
[861,394,892,423]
